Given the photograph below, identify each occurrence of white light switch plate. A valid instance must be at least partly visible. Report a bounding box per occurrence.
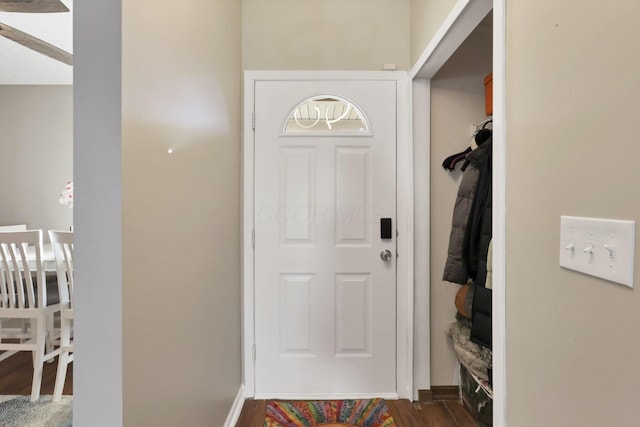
[559,216,635,287]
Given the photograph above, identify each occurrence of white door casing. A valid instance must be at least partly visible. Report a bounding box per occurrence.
[254,79,396,398]
[243,71,413,400]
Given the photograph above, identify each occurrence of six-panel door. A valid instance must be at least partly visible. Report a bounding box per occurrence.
[254,79,397,396]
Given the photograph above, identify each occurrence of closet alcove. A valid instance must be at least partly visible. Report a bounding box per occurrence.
[431,11,493,425]
[412,7,495,426]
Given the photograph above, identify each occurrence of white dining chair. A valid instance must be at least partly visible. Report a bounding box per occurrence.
[0,230,61,401]
[0,225,57,356]
[48,230,74,401]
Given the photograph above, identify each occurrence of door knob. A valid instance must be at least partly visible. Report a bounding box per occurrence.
[380,249,393,262]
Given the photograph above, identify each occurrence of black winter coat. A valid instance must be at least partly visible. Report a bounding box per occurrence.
[462,140,492,285]
[442,156,481,284]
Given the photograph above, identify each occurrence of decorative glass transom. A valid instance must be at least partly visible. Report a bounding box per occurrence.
[283,96,370,135]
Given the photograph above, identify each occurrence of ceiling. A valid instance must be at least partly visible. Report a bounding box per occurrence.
[0,0,72,85]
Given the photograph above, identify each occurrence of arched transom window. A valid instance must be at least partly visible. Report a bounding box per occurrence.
[283,95,370,135]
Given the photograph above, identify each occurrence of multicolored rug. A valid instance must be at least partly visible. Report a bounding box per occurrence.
[264,398,397,427]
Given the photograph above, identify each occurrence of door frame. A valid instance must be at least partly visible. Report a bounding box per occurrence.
[410,0,506,425]
[242,70,413,399]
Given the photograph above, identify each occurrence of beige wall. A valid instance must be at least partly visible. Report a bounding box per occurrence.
[430,21,491,385]
[506,2,640,425]
[242,0,410,70]
[74,0,640,424]
[122,1,241,426]
[410,0,459,67]
[0,85,73,235]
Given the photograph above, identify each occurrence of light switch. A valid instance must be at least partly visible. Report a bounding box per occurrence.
[559,216,635,287]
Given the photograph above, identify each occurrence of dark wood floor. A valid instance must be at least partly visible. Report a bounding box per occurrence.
[0,350,73,396]
[0,353,478,427]
[0,354,478,426]
[237,398,478,427]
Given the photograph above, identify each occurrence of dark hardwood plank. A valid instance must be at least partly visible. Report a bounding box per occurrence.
[443,400,477,427]
[420,402,459,427]
[0,350,72,396]
[236,398,477,427]
[386,399,424,427]
[235,399,266,427]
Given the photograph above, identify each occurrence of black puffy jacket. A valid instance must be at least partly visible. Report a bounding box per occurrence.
[462,140,492,285]
[442,156,481,284]
[442,140,492,285]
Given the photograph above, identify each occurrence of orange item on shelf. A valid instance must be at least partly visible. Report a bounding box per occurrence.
[484,73,493,116]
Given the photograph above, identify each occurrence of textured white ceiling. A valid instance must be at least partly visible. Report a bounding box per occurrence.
[0,0,72,85]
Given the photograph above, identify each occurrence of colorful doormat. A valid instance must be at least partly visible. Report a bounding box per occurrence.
[264,398,397,427]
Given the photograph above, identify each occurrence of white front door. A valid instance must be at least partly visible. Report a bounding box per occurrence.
[254,79,397,397]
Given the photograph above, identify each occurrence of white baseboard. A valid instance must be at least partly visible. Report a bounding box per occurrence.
[223,385,246,427]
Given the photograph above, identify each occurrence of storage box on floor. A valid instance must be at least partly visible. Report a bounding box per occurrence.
[446,318,493,426]
[460,363,492,427]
